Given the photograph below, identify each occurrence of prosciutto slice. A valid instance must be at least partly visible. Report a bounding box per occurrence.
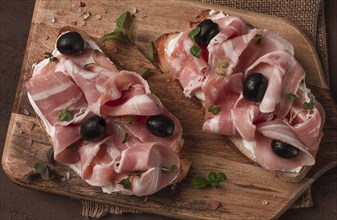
[165,10,325,172]
[27,36,186,196]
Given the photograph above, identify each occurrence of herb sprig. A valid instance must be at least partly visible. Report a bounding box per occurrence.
[191,171,226,189]
[100,12,135,45]
[286,93,315,123]
[188,27,202,58]
[25,148,63,181]
[44,52,57,69]
[58,108,74,122]
[208,104,220,115]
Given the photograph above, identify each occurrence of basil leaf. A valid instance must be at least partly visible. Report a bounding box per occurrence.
[101,31,128,42]
[188,27,201,39]
[208,104,220,115]
[116,11,129,29]
[34,163,50,180]
[139,67,150,78]
[127,116,135,124]
[58,108,74,122]
[255,33,263,44]
[191,176,209,189]
[303,101,314,109]
[190,45,201,58]
[286,93,296,101]
[118,178,131,189]
[122,132,129,144]
[208,171,218,183]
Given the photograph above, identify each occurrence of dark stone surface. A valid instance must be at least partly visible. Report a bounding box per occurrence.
[0,0,336,219]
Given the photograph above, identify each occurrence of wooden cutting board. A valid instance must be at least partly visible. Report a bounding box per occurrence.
[2,0,337,219]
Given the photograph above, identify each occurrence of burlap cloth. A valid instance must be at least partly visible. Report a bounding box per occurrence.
[81,0,328,217]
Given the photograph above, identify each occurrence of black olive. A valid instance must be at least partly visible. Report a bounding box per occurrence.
[80,115,107,141]
[195,19,219,46]
[56,32,84,55]
[271,140,300,159]
[243,72,268,102]
[146,114,175,137]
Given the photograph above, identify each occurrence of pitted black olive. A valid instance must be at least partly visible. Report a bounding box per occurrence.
[57,32,84,55]
[271,140,300,159]
[80,115,107,141]
[146,114,175,137]
[195,19,219,46]
[243,72,268,102]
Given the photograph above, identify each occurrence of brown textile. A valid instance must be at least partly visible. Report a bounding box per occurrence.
[81,0,327,217]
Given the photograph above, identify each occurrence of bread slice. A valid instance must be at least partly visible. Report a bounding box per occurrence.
[30,26,191,190]
[155,10,313,183]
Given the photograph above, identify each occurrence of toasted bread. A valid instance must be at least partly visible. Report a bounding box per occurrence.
[29,27,191,190]
[155,10,314,183]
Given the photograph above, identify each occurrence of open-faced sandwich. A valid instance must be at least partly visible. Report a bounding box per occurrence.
[26,27,191,196]
[156,10,325,182]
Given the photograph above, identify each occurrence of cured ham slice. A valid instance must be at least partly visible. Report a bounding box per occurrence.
[160,10,325,175]
[27,30,188,196]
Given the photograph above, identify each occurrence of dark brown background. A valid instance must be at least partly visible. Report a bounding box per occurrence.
[0,0,336,219]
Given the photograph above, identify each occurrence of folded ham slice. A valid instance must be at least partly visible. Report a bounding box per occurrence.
[163,10,325,173]
[27,32,187,196]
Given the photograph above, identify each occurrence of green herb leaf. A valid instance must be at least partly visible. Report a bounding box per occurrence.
[161,165,178,174]
[217,60,228,76]
[58,108,74,122]
[190,176,209,189]
[101,31,128,42]
[208,104,220,115]
[83,63,97,69]
[116,11,130,29]
[255,33,263,44]
[188,27,201,39]
[34,163,50,180]
[286,93,297,101]
[127,116,135,124]
[101,11,134,44]
[139,67,150,78]
[122,132,129,144]
[190,45,201,58]
[118,178,131,189]
[208,171,217,183]
[303,101,314,110]
[128,172,141,177]
[148,41,155,62]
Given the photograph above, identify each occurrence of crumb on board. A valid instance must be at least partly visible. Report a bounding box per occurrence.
[50,17,56,23]
[27,121,35,130]
[262,200,269,205]
[95,14,102,20]
[23,108,30,116]
[45,35,49,40]
[210,200,221,210]
[15,122,21,128]
[25,138,33,146]
[81,11,91,20]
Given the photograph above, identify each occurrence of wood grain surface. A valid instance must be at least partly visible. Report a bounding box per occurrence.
[1,0,337,219]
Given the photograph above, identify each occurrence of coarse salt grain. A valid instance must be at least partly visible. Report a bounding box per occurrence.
[81,11,91,20]
[262,200,269,205]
